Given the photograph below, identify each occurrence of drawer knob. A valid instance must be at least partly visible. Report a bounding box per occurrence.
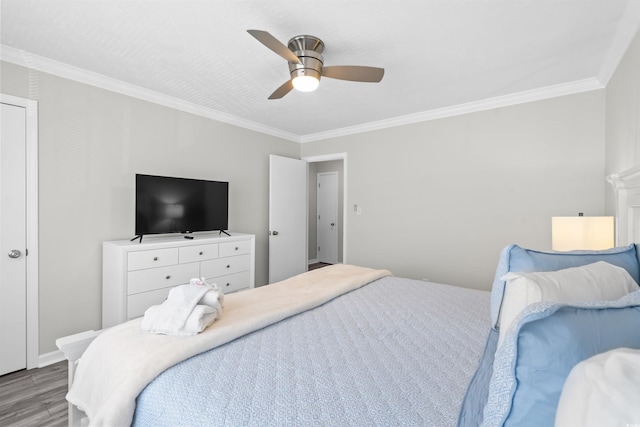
[225,283,230,287]
[226,265,230,269]
[153,257,158,261]
[235,247,239,251]
[165,275,171,280]
[199,251,203,255]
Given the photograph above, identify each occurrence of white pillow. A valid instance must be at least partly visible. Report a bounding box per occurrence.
[498,261,638,347]
[555,348,640,427]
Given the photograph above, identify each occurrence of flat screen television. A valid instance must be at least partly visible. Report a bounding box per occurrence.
[134,174,228,240]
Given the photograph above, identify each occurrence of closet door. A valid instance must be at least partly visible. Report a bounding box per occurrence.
[0,100,27,375]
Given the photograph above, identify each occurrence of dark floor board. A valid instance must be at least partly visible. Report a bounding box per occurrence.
[0,361,68,427]
[0,376,33,401]
[308,262,332,271]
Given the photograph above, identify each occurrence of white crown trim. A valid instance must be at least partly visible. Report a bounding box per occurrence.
[597,1,640,86]
[299,78,604,143]
[0,45,301,142]
[2,45,604,144]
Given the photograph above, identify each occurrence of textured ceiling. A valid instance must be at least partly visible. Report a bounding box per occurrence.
[2,0,640,142]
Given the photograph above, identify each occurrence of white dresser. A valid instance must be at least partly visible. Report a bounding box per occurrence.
[102,232,255,328]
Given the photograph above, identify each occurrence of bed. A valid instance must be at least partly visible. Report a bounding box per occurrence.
[58,165,640,427]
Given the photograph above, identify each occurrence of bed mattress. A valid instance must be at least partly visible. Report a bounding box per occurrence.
[133,276,490,426]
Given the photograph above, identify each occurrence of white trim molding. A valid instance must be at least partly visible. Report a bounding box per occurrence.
[300,78,604,143]
[0,45,300,143]
[607,164,640,246]
[597,1,640,86]
[38,349,65,368]
[2,45,606,144]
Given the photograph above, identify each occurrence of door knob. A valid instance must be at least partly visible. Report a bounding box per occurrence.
[271,230,279,236]
[8,249,21,259]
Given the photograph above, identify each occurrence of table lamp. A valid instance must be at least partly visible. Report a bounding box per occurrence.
[551,215,614,251]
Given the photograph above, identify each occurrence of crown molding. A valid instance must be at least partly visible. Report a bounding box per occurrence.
[0,45,301,142]
[607,164,640,190]
[2,45,604,144]
[597,1,640,86]
[299,78,604,143]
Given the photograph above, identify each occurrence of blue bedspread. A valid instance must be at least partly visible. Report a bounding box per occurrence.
[133,276,490,426]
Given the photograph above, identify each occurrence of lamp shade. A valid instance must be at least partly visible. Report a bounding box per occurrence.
[551,216,614,251]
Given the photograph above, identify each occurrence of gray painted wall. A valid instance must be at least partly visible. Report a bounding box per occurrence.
[301,91,607,291]
[1,61,299,353]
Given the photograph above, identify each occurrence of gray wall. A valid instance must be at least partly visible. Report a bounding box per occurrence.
[605,29,640,216]
[1,61,299,353]
[5,34,639,354]
[301,91,607,291]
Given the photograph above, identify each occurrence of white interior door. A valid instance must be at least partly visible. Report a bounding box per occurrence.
[269,155,307,283]
[317,172,338,264]
[1,101,27,376]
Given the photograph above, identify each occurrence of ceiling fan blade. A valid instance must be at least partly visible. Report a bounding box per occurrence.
[247,29,302,64]
[322,66,384,83]
[268,80,294,100]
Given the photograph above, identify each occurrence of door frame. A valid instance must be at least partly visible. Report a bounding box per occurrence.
[302,153,347,265]
[1,94,39,369]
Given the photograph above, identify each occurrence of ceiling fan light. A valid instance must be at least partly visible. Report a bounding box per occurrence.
[292,75,320,92]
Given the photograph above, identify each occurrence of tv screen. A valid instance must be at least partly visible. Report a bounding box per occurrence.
[135,174,228,237]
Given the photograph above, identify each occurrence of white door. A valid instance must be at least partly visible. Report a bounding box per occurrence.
[317,172,338,264]
[0,101,27,375]
[269,155,307,283]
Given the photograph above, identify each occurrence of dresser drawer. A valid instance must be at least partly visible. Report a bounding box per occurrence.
[205,271,250,293]
[201,254,250,278]
[127,263,199,295]
[219,240,251,257]
[179,243,219,263]
[127,286,172,319]
[128,248,179,271]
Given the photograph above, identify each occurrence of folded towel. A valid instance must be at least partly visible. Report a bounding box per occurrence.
[141,279,225,335]
[191,278,225,319]
[142,304,217,336]
[183,305,218,335]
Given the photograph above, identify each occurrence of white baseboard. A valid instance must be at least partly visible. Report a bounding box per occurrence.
[39,349,65,367]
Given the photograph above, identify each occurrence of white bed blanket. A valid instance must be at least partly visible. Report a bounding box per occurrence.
[66,264,391,427]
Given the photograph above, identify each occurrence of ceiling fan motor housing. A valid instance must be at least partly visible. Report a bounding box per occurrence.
[288,35,324,82]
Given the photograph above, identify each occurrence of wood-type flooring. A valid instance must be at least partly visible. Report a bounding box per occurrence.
[0,361,67,427]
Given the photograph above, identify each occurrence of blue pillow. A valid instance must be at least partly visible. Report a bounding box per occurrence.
[489,244,639,328]
[481,290,640,427]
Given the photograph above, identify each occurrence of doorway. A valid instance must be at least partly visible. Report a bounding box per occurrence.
[316,171,339,264]
[304,154,346,267]
[0,94,39,373]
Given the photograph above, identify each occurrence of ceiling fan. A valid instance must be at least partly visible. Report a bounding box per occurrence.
[247,29,385,99]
